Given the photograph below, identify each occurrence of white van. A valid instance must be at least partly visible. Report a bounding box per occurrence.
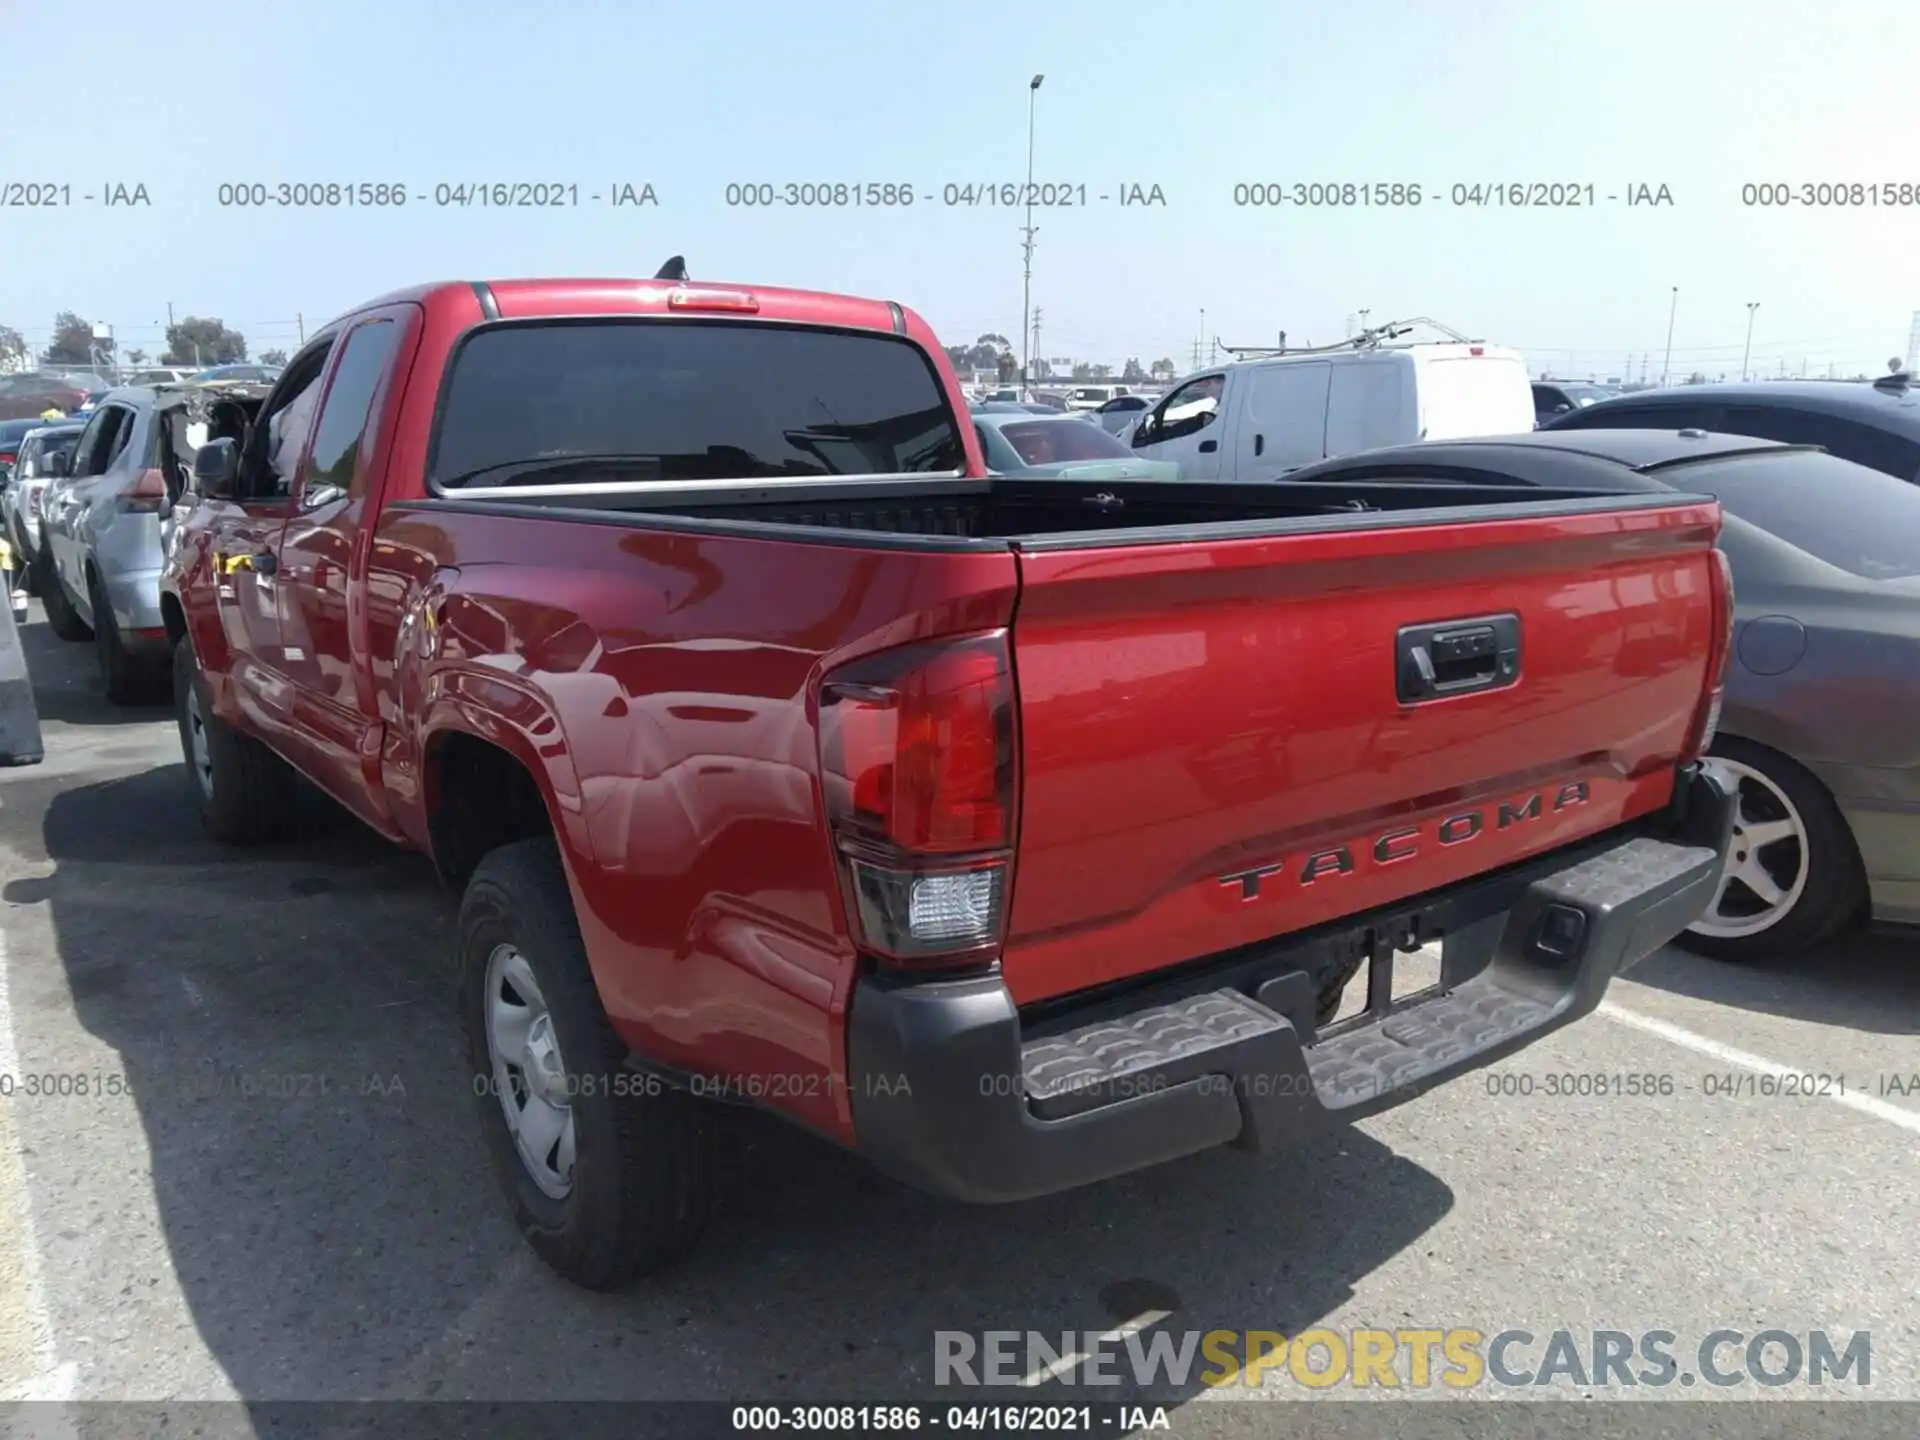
[1124,344,1534,479]
[1064,383,1131,412]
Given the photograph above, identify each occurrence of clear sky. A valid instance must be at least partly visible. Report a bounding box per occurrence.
[2,0,1916,381]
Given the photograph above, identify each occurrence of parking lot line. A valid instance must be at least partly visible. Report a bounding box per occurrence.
[0,925,78,1412]
[1019,1308,1174,1387]
[1598,999,1920,1136]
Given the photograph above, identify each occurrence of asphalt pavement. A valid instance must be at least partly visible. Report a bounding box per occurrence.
[0,604,1916,1424]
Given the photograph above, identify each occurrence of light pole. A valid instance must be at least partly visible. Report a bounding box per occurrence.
[1020,74,1044,399]
[1660,286,1678,386]
[1741,303,1759,382]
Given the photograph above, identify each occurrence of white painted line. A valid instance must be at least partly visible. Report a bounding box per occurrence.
[0,924,80,1421]
[1020,1310,1172,1388]
[1599,1000,1920,1137]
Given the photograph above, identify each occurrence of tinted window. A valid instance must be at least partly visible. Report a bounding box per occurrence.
[1714,405,1920,481]
[1700,452,1920,579]
[1137,374,1224,446]
[306,320,400,498]
[998,420,1135,464]
[433,321,963,487]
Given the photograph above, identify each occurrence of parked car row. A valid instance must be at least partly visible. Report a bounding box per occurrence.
[16,379,270,699]
[0,364,283,422]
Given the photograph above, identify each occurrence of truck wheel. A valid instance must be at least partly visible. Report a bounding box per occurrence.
[1678,737,1866,963]
[173,637,298,842]
[460,838,712,1291]
[38,549,92,642]
[91,571,158,705]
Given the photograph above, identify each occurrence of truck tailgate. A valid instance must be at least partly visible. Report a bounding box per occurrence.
[1002,499,1721,1005]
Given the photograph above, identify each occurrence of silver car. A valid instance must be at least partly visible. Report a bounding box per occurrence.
[37,384,267,701]
[3,419,86,580]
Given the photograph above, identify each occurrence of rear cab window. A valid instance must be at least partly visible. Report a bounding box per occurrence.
[431,321,965,489]
[998,421,1135,465]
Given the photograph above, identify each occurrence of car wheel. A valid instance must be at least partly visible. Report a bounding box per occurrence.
[1678,737,1866,963]
[37,548,92,642]
[460,837,712,1291]
[173,636,299,842]
[90,570,159,705]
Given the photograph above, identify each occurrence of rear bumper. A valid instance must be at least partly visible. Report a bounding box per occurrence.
[847,761,1735,1204]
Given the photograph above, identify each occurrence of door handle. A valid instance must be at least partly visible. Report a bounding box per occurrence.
[1198,439,1219,453]
[1396,615,1521,704]
[1254,433,1265,457]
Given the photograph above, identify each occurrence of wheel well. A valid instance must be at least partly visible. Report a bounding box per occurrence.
[160,593,187,646]
[423,732,555,890]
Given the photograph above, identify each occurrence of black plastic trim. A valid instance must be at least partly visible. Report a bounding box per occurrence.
[385,497,1012,553]
[845,763,1735,1204]
[1004,488,1714,553]
[469,282,500,321]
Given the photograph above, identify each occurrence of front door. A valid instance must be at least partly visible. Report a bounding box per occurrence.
[208,342,334,740]
[274,311,412,833]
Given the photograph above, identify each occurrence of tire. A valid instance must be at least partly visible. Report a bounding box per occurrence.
[461,838,712,1291]
[173,636,300,842]
[91,570,161,705]
[1315,952,1364,1026]
[1677,736,1867,963]
[38,547,92,641]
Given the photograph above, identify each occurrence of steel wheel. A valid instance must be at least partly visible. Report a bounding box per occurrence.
[1688,758,1809,940]
[184,684,215,798]
[484,942,577,1199]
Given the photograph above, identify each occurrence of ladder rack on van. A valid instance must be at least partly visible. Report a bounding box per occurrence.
[1220,316,1479,360]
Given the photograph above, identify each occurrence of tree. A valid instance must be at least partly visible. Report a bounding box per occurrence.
[1071,361,1094,380]
[1149,357,1176,380]
[0,325,26,372]
[1031,357,1052,380]
[163,317,247,366]
[1684,371,1707,385]
[43,312,104,366]
[125,348,148,365]
[1089,363,1112,380]
[259,348,289,366]
[944,344,971,372]
[1121,358,1145,382]
[994,352,1016,383]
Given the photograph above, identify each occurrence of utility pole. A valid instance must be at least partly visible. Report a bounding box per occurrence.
[297,313,305,345]
[1029,308,1042,380]
[1905,311,1920,373]
[1660,286,1677,386]
[1019,74,1044,399]
[1741,303,1759,382]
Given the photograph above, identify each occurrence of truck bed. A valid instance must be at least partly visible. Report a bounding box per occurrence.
[401,472,1693,549]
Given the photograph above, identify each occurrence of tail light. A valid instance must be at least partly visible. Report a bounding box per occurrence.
[1680,545,1735,763]
[818,631,1017,968]
[117,467,168,514]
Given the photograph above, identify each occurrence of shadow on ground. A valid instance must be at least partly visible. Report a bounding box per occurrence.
[4,759,1456,1406]
[1626,924,1920,1035]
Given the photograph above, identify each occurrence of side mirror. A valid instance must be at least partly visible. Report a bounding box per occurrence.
[191,438,241,499]
[44,449,71,478]
[1553,402,1574,414]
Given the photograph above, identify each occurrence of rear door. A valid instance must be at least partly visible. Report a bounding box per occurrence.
[1415,352,1536,439]
[1231,361,1332,477]
[47,402,137,609]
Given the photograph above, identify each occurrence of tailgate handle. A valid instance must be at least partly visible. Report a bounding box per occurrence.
[1397,614,1521,704]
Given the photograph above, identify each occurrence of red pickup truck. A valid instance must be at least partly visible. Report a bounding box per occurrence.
[160,270,1737,1290]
